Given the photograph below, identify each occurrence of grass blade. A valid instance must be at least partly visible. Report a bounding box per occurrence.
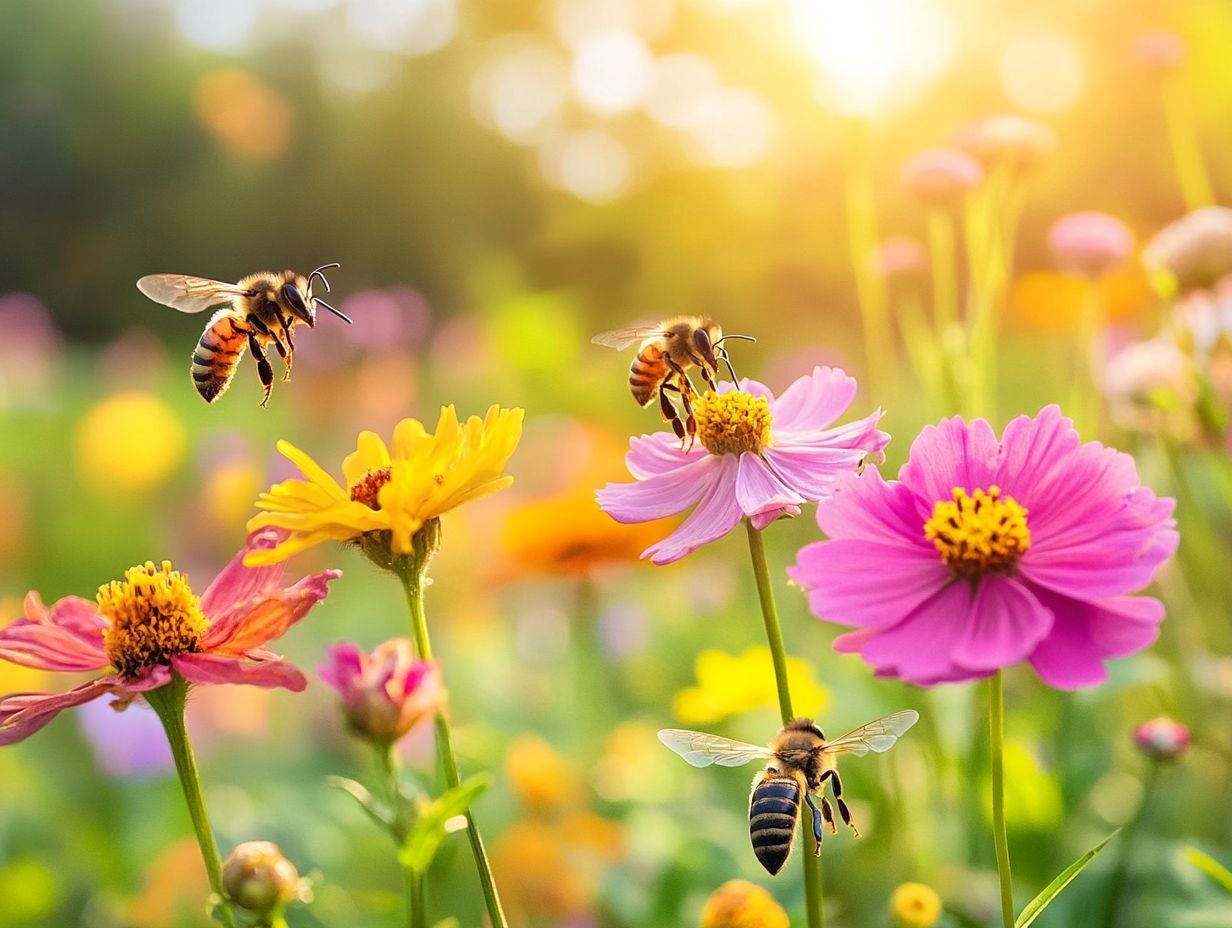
[1015,829,1120,928]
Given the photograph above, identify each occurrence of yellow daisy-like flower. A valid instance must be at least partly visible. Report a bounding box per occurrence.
[700,879,789,928]
[889,882,942,928]
[674,647,829,725]
[245,405,523,567]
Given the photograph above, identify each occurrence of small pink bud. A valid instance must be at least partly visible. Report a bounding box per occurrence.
[1135,31,1187,74]
[222,841,305,915]
[319,639,443,744]
[900,148,984,207]
[869,236,929,280]
[1133,716,1191,761]
[958,115,1055,173]
[1047,212,1135,278]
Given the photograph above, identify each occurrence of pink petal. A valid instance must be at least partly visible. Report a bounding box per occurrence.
[899,415,1002,507]
[1027,590,1164,690]
[718,378,775,402]
[199,528,291,621]
[202,569,340,654]
[624,432,708,480]
[952,576,1054,672]
[0,595,109,671]
[769,367,857,432]
[763,444,866,502]
[597,455,718,523]
[750,505,800,530]
[319,643,364,700]
[814,469,935,553]
[790,539,950,630]
[172,653,308,691]
[993,405,1082,496]
[774,407,889,453]
[644,457,743,564]
[0,676,115,746]
[736,454,805,518]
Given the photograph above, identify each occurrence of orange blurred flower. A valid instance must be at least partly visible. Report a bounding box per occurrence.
[194,69,293,163]
[1011,270,1147,329]
[700,879,789,928]
[504,733,582,812]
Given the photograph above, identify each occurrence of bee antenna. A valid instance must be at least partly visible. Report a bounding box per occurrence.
[308,262,341,293]
[315,297,353,324]
[720,346,740,383]
[713,334,756,345]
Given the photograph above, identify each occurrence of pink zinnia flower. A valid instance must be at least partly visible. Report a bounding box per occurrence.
[789,406,1178,689]
[597,367,887,565]
[319,639,443,744]
[0,528,339,745]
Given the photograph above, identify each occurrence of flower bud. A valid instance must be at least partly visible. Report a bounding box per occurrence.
[1047,212,1135,278]
[319,639,443,744]
[869,237,929,281]
[958,115,1055,173]
[699,879,789,928]
[222,841,303,916]
[1143,207,1232,296]
[1133,716,1191,762]
[890,882,942,928]
[900,148,984,208]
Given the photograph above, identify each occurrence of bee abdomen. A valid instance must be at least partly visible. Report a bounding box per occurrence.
[749,778,800,876]
[629,346,665,407]
[191,314,248,404]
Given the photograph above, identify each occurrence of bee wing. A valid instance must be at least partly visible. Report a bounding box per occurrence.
[591,324,665,350]
[136,275,252,314]
[657,729,775,768]
[822,710,920,757]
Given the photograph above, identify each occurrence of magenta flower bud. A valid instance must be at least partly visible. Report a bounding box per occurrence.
[869,237,929,280]
[1143,207,1232,295]
[1135,31,1187,74]
[900,148,984,208]
[958,115,1055,173]
[319,639,443,744]
[222,841,305,915]
[1134,716,1191,761]
[1047,212,1136,278]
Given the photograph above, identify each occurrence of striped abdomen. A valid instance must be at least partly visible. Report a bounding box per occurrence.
[629,342,668,407]
[191,310,249,403]
[749,772,801,875]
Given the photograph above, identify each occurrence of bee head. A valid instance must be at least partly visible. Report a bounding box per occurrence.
[281,276,316,327]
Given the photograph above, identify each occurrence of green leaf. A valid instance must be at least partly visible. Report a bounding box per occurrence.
[1014,830,1120,928]
[1184,848,1232,895]
[398,774,492,876]
[326,775,395,832]
[431,920,460,928]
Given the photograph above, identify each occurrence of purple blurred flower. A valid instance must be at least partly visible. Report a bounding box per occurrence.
[790,406,1178,689]
[900,148,984,208]
[78,698,174,777]
[597,368,887,565]
[1133,716,1190,761]
[0,293,61,405]
[1047,212,1136,278]
[319,639,442,744]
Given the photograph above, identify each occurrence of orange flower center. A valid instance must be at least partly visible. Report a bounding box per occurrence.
[350,467,393,509]
[98,561,207,678]
[924,486,1031,577]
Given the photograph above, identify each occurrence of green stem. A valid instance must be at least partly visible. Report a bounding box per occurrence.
[379,745,423,928]
[1162,77,1214,210]
[844,117,893,400]
[398,560,509,928]
[146,677,237,928]
[1100,765,1160,928]
[1068,281,1106,435]
[928,208,958,332]
[988,671,1014,928]
[745,519,825,928]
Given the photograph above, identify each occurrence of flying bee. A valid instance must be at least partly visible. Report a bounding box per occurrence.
[591,316,754,445]
[136,264,351,406]
[659,710,919,875]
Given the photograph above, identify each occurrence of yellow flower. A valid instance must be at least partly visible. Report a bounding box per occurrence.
[890,882,942,928]
[505,734,581,812]
[699,879,789,928]
[674,647,829,725]
[75,392,186,495]
[245,405,523,566]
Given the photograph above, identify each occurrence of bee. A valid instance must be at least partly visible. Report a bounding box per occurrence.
[659,710,919,875]
[136,263,351,406]
[591,316,753,445]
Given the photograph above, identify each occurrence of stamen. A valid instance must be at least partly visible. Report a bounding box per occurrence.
[694,391,773,456]
[924,486,1031,577]
[99,561,207,678]
[350,467,393,509]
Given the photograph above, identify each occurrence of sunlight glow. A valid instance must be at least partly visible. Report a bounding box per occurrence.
[345,0,458,56]
[1000,33,1085,114]
[542,129,634,203]
[572,30,654,114]
[175,0,258,51]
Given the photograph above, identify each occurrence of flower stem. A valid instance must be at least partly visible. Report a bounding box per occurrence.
[744,519,825,928]
[988,670,1014,928]
[1100,764,1160,928]
[146,677,237,928]
[397,560,509,928]
[1162,76,1214,210]
[378,745,424,928]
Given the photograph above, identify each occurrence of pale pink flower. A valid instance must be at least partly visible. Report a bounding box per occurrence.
[0,529,339,745]
[1143,207,1232,295]
[869,237,930,280]
[319,639,442,743]
[958,115,1055,173]
[900,148,984,208]
[597,367,887,565]
[1047,212,1136,278]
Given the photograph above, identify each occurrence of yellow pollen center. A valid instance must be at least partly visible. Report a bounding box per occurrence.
[694,391,773,456]
[99,561,207,678]
[924,485,1031,576]
[350,467,393,509]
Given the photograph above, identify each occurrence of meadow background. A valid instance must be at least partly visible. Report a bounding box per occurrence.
[1,0,1231,926]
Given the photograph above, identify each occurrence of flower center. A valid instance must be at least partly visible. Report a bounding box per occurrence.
[99,561,207,678]
[350,467,392,509]
[694,391,772,456]
[924,486,1031,577]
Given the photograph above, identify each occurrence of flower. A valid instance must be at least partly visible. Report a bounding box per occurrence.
[1103,337,1198,437]
[889,882,942,928]
[869,237,930,281]
[75,392,187,495]
[597,367,887,565]
[318,639,442,744]
[0,529,339,745]
[958,115,1055,173]
[505,734,582,812]
[246,405,523,566]
[1047,212,1136,279]
[222,841,307,915]
[1143,206,1232,296]
[900,148,984,208]
[1133,716,1191,761]
[789,406,1178,689]
[699,879,789,928]
[674,646,828,724]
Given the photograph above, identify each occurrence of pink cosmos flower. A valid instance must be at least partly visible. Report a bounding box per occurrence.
[319,639,443,744]
[0,528,339,746]
[597,367,888,565]
[789,406,1178,689]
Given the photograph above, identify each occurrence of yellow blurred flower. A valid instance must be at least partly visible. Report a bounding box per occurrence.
[674,647,829,725]
[890,882,943,928]
[75,391,186,495]
[246,405,523,566]
[201,455,262,537]
[699,879,789,928]
[194,69,293,163]
[505,734,581,812]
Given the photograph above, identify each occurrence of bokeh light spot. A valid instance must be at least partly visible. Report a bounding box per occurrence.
[193,69,293,163]
[544,130,634,203]
[345,0,458,56]
[1000,32,1085,114]
[473,40,571,144]
[647,53,722,129]
[687,89,776,167]
[572,30,654,114]
[175,0,258,51]
[75,392,187,496]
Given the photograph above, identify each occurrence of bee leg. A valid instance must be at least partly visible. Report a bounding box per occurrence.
[662,382,697,450]
[804,792,824,853]
[820,795,838,835]
[657,386,688,443]
[276,311,296,379]
[248,333,274,408]
[831,771,861,837]
[251,313,293,381]
[686,349,720,393]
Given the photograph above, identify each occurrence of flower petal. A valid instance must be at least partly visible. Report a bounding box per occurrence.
[643,457,743,564]
[200,529,289,620]
[172,653,307,691]
[952,576,1054,672]
[736,454,805,518]
[0,594,109,671]
[624,431,708,480]
[202,569,340,654]
[899,415,1001,506]
[341,429,392,488]
[814,469,935,553]
[275,439,349,499]
[750,505,800,530]
[597,455,717,523]
[0,676,115,746]
[769,366,857,432]
[993,405,1082,495]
